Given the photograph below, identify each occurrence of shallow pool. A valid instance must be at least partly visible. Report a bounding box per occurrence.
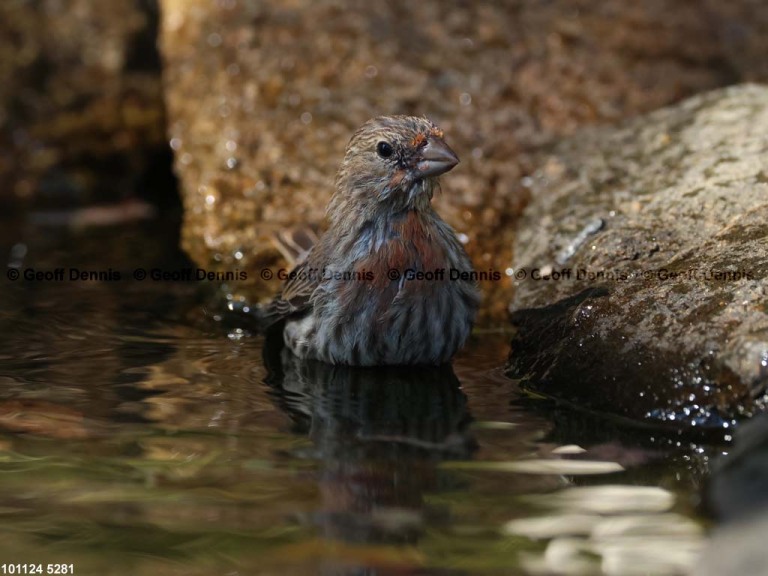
[0,216,717,575]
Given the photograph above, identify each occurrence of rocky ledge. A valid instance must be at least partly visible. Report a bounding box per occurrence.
[507,85,768,431]
[157,0,768,323]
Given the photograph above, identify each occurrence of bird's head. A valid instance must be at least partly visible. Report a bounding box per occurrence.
[329,116,459,224]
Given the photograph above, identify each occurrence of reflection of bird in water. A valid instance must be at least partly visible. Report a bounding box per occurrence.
[264,343,475,458]
[263,343,476,565]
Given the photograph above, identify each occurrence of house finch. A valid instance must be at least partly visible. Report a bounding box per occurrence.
[265,115,479,365]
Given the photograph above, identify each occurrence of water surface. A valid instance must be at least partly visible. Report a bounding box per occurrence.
[0,217,715,575]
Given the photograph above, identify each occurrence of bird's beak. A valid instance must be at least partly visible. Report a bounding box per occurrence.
[415,137,459,178]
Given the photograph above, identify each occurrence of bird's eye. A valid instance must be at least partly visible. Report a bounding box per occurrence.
[376,141,394,158]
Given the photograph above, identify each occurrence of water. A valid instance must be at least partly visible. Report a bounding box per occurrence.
[0,215,717,575]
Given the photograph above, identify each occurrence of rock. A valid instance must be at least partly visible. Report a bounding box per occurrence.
[0,0,166,206]
[507,85,768,430]
[158,0,768,322]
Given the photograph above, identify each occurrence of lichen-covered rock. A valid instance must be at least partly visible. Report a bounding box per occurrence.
[0,0,165,205]
[507,85,768,430]
[159,0,767,322]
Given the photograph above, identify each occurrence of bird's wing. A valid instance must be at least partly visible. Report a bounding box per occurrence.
[262,259,319,326]
[270,226,320,268]
[261,226,322,327]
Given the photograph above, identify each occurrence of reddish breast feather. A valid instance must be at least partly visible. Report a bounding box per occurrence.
[362,210,446,289]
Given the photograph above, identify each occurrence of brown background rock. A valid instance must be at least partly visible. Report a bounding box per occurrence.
[0,0,166,206]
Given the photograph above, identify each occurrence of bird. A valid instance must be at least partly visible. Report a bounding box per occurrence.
[264,115,480,366]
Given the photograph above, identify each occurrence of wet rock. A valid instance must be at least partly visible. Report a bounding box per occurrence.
[507,85,768,430]
[158,0,768,321]
[0,0,166,206]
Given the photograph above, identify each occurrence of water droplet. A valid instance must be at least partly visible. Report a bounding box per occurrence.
[225,140,237,152]
[457,233,469,244]
[170,137,182,151]
[180,153,193,165]
[233,250,243,261]
[205,194,216,206]
[225,157,239,170]
[8,243,27,268]
[364,65,378,78]
[10,243,27,260]
[472,147,483,159]
[459,92,472,106]
[505,268,514,277]
[300,112,313,125]
[521,176,534,188]
[207,33,223,47]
